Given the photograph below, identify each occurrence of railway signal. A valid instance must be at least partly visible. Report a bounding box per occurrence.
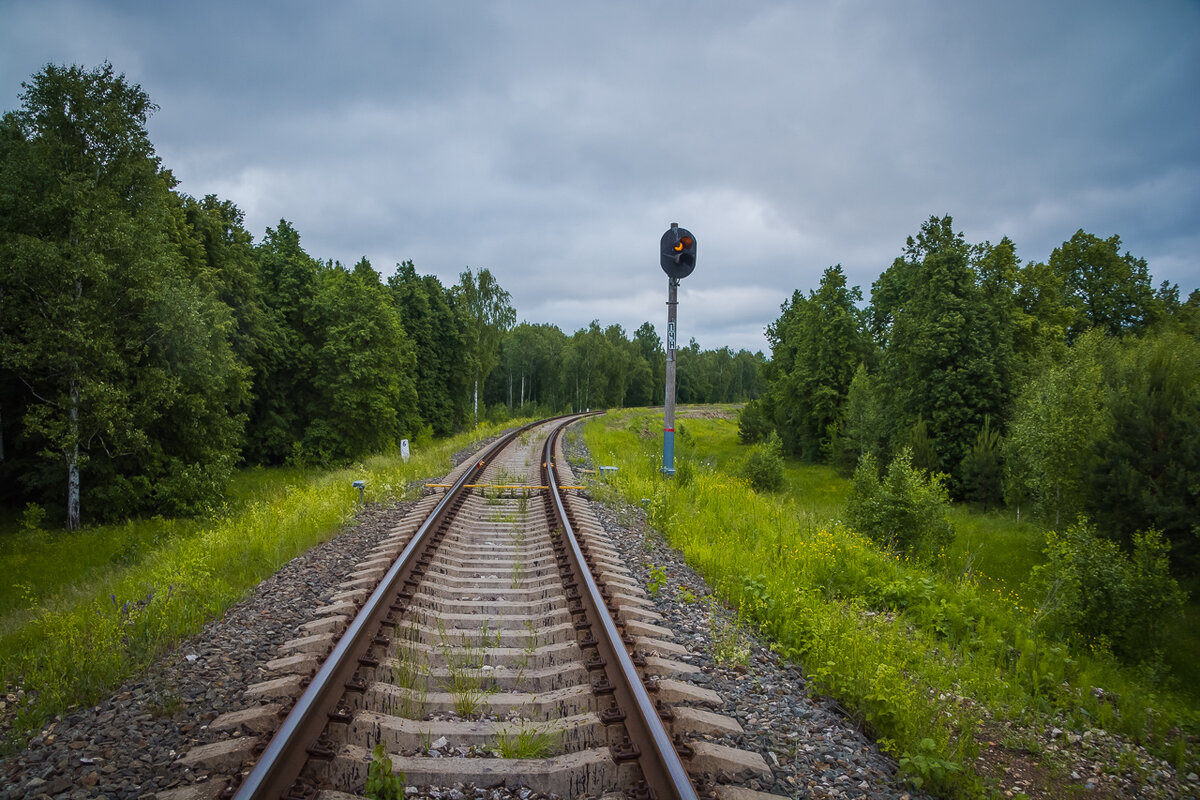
[660,223,697,477]
[660,225,697,280]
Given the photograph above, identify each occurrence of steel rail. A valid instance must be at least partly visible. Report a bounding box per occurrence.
[542,423,699,800]
[234,419,556,799]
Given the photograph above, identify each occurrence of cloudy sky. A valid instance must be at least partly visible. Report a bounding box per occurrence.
[2,1,1197,352]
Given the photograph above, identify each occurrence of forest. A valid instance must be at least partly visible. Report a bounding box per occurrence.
[742,215,1200,580]
[0,63,762,530]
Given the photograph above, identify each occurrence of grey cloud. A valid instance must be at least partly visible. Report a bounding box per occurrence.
[3,0,1197,352]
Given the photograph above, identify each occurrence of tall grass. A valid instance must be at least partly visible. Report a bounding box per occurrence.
[583,408,1198,797]
[0,422,516,751]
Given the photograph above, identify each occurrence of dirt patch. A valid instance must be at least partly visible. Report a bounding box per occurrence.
[676,405,741,420]
[972,718,1191,799]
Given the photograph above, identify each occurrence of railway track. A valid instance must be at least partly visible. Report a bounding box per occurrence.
[173,416,779,800]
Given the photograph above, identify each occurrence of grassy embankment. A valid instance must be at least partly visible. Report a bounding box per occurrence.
[582,407,1198,797]
[0,421,519,752]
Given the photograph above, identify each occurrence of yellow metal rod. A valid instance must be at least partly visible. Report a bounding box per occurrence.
[423,484,586,490]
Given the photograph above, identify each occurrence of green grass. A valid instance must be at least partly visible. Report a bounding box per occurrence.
[943,507,1047,605]
[582,407,1198,797]
[0,421,520,751]
[0,465,318,629]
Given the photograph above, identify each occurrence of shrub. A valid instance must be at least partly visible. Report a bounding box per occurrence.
[737,399,773,444]
[845,448,953,556]
[740,432,785,493]
[1032,519,1185,662]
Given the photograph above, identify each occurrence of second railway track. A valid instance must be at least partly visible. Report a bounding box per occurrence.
[178,416,778,800]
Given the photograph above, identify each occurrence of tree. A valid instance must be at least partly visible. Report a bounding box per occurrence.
[1089,330,1200,569]
[632,322,665,404]
[831,364,889,474]
[1050,229,1157,340]
[301,259,419,464]
[245,220,320,464]
[872,216,1013,486]
[178,194,268,425]
[0,63,244,525]
[453,268,515,425]
[387,261,471,436]
[1033,521,1184,663]
[601,323,634,406]
[1003,330,1111,526]
[959,416,1004,509]
[766,265,872,460]
[562,321,608,411]
[1012,258,1073,374]
[675,338,711,403]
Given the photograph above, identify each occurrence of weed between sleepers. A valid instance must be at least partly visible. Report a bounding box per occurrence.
[389,620,430,719]
[490,722,556,758]
[437,618,501,718]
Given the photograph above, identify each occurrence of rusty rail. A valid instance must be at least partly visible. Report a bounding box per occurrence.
[233,420,546,799]
[542,425,699,800]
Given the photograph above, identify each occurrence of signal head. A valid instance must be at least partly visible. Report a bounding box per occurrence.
[660,226,697,279]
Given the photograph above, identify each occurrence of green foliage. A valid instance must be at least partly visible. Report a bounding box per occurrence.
[491,725,554,758]
[1033,520,1186,662]
[675,340,764,405]
[736,398,772,444]
[19,504,45,533]
[632,321,667,403]
[762,266,873,460]
[497,321,572,413]
[831,363,888,475]
[872,217,1016,489]
[1089,330,1200,569]
[1003,330,1111,526]
[899,416,939,475]
[0,62,247,526]
[387,261,472,436]
[708,595,752,667]
[1050,229,1158,340]
[646,564,667,596]
[365,743,405,800]
[1012,258,1072,370]
[958,416,1003,509]
[846,448,954,557]
[740,432,785,493]
[302,258,420,465]
[454,267,516,424]
[898,737,963,790]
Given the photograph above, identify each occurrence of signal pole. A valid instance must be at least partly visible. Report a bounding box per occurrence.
[659,222,696,477]
[664,272,679,476]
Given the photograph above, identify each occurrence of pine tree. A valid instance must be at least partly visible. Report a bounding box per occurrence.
[873,216,1013,488]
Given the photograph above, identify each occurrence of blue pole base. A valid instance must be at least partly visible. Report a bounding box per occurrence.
[662,429,675,476]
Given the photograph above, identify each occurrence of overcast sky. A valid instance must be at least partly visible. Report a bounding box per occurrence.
[3,1,1197,352]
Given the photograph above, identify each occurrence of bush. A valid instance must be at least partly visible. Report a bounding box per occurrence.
[1032,519,1186,662]
[737,399,773,444]
[845,448,954,556]
[740,432,785,493]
